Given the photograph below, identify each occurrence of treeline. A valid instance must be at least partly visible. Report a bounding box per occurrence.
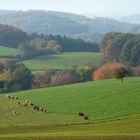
[18,34,99,59]
[1,59,140,93]
[0,59,94,93]
[100,32,140,66]
[33,65,94,88]
[30,33,99,51]
[0,24,99,59]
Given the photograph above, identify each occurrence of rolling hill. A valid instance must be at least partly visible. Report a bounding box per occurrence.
[2,77,140,122]
[0,24,28,48]
[117,14,140,24]
[0,77,140,139]
[0,10,140,43]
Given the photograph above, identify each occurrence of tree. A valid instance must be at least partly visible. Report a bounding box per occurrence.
[93,63,125,80]
[100,32,140,66]
[0,64,5,73]
[76,66,93,82]
[6,64,32,91]
[18,37,47,58]
[47,40,62,54]
[51,72,77,86]
[115,67,129,84]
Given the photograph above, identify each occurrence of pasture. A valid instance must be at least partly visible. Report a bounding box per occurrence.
[0,116,140,139]
[9,77,140,121]
[0,77,140,139]
[0,46,17,56]
[22,52,101,72]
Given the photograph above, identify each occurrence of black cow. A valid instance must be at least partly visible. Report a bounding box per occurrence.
[84,116,89,120]
[78,112,85,117]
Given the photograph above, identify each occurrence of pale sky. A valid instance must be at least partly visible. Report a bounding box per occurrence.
[0,0,140,17]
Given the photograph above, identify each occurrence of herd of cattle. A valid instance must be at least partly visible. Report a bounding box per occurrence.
[6,95,47,115]
[6,95,89,121]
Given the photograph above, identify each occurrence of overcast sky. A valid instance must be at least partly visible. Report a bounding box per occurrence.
[0,0,140,17]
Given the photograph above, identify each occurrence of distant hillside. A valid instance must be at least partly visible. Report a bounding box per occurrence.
[73,32,104,43]
[118,15,140,24]
[0,10,140,42]
[0,24,28,48]
[0,10,88,35]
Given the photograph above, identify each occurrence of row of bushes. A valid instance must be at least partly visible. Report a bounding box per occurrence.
[1,59,140,93]
[93,63,140,81]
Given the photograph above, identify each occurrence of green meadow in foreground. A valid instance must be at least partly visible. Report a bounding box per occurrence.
[0,77,140,139]
[22,52,101,72]
[10,77,140,122]
[0,116,140,139]
[0,46,17,56]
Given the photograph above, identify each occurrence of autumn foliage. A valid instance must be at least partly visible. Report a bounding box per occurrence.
[52,73,77,86]
[132,66,140,76]
[93,63,125,80]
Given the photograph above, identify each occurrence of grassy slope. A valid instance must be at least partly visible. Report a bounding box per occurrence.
[0,116,140,139]
[10,77,140,122]
[0,77,140,138]
[0,96,84,126]
[0,46,17,56]
[22,52,101,71]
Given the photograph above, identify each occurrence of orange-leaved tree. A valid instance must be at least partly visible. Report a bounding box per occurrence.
[93,63,125,80]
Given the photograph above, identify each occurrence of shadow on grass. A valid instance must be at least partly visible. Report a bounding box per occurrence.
[33,55,62,61]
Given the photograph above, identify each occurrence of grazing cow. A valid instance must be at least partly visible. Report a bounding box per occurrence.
[6,95,11,99]
[14,97,19,100]
[25,100,29,104]
[30,103,34,106]
[17,102,20,105]
[22,103,27,106]
[39,107,43,112]
[84,116,89,120]
[33,106,39,110]
[79,112,85,117]
[29,101,33,106]
[12,110,16,115]
[11,96,15,99]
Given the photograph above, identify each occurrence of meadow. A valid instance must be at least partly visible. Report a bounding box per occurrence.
[10,77,140,121]
[0,114,140,139]
[0,77,140,139]
[0,46,17,56]
[22,52,101,72]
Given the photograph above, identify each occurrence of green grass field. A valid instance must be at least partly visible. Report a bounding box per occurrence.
[10,77,140,121]
[0,77,140,139]
[0,116,140,139]
[22,52,101,72]
[0,46,17,56]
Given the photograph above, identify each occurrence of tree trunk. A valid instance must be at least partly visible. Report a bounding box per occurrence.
[121,78,123,84]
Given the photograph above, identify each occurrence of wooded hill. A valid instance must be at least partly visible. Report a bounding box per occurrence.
[0,10,140,43]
